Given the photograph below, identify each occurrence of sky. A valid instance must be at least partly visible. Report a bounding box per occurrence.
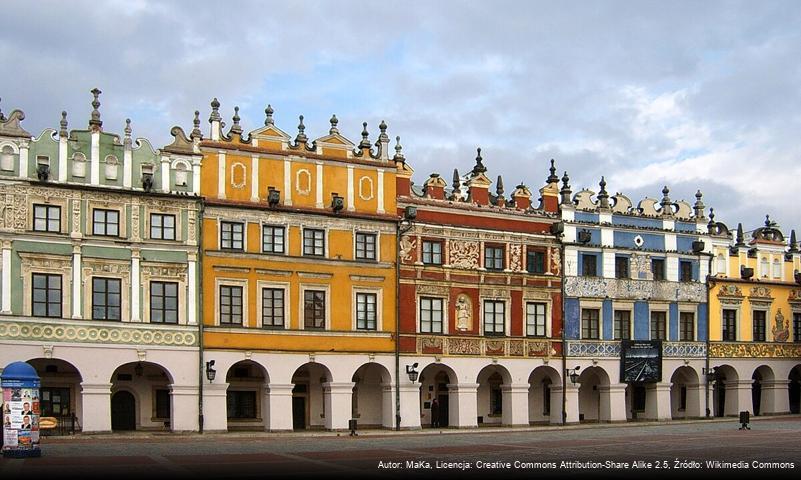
[2,0,800,236]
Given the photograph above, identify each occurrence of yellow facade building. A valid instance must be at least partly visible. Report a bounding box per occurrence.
[199,101,401,432]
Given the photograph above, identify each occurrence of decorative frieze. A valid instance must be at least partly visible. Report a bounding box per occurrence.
[709,342,801,358]
[566,340,621,358]
[564,276,705,302]
[509,244,523,272]
[416,284,449,296]
[662,342,706,358]
[414,335,556,357]
[0,319,197,347]
[449,240,480,269]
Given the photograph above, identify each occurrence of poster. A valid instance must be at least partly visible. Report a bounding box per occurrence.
[620,340,662,383]
[2,387,41,451]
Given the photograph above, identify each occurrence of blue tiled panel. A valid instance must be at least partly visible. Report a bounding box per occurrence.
[634,301,649,340]
[697,303,708,342]
[574,212,599,223]
[669,303,679,341]
[691,260,700,281]
[676,221,697,233]
[603,299,613,340]
[613,231,664,250]
[677,235,697,252]
[564,298,580,340]
[611,216,662,229]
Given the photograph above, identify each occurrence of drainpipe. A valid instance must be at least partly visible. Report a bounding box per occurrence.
[197,200,205,433]
[560,240,568,425]
[705,254,714,419]
[395,221,402,431]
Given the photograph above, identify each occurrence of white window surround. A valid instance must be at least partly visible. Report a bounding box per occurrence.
[256,280,290,329]
[214,277,249,327]
[28,197,68,234]
[720,306,740,342]
[479,297,510,336]
[648,303,670,341]
[353,229,380,262]
[301,226,328,258]
[351,286,383,331]
[218,218,247,251]
[416,295,449,335]
[261,223,286,254]
[612,301,635,339]
[523,301,550,337]
[141,263,188,325]
[298,283,331,331]
[579,299,603,340]
[751,306,771,342]
[145,207,183,242]
[678,304,698,341]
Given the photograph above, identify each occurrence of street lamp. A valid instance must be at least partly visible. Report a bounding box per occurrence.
[205,360,216,383]
[567,366,581,384]
[406,363,419,383]
[703,367,716,382]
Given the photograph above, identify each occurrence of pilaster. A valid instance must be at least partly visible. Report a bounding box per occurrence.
[80,383,113,432]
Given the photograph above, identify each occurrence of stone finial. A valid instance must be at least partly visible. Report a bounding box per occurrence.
[496,175,505,197]
[264,104,274,126]
[230,106,243,135]
[124,118,132,146]
[735,222,745,247]
[89,88,102,130]
[472,147,487,174]
[693,190,705,218]
[393,136,405,163]
[790,229,798,253]
[597,176,610,209]
[547,159,559,184]
[707,208,716,231]
[191,110,202,140]
[329,114,339,134]
[451,168,462,198]
[560,171,572,204]
[359,122,371,149]
[378,120,389,142]
[295,115,308,144]
[0,98,5,122]
[660,185,673,214]
[209,97,221,123]
[59,111,68,138]
[765,214,773,228]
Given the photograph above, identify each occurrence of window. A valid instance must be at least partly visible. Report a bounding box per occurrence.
[680,261,693,282]
[150,281,178,324]
[483,300,505,335]
[614,310,631,340]
[484,246,504,271]
[615,257,629,279]
[261,288,284,328]
[420,297,443,333]
[581,308,600,339]
[220,221,244,250]
[650,311,667,340]
[753,310,766,342]
[220,285,243,325]
[0,145,15,171]
[722,309,737,341]
[32,273,61,318]
[33,205,60,233]
[226,391,257,419]
[92,209,119,236]
[582,255,597,277]
[680,312,695,341]
[794,313,801,342]
[262,225,285,254]
[304,290,326,329]
[772,260,782,279]
[355,233,377,261]
[303,229,325,256]
[356,292,377,330]
[422,240,443,265]
[526,302,546,337]
[92,277,121,321]
[150,213,176,241]
[527,250,546,274]
[716,254,726,275]
[760,258,769,277]
[652,259,665,280]
[155,389,170,420]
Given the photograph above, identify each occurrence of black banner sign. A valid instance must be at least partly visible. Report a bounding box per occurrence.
[620,340,662,383]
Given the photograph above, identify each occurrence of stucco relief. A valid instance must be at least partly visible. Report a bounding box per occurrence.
[416,284,448,296]
[449,240,479,269]
[399,236,416,263]
[630,253,651,280]
[130,204,141,241]
[448,337,481,355]
[749,286,772,299]
[455,294,472,331]
[563,277,705,302]
[485,340,505,355]
[717,285,743,298]
[418,336,443,353]
[14,194,26,230]
[508,244,523,272]
[662,342,706,358]
[550,247,561,275]
[772,309,789,342]
[709,342,801,358]
[566,341,621,358]
[789,289,801,301]
[0,320,197,347]
[230,162,247,189]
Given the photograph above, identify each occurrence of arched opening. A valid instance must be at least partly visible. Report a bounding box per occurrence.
[418,363,457,428]
[226,360,269,431]
[712,364,739,417]
[752,365,774,416]
[351,363,392,429]
[476,365,511,426]
[578,366,610,422]
[26,358,83,435]
[528,366,561,425]
[789,365,801,414]
[290,363,332,431]
[670,366,701,419]
[109,362,173,431]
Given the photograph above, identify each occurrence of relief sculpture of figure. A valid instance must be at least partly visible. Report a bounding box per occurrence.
[772,308,789,342]
[455,294,472,331]
[399,236,416,263]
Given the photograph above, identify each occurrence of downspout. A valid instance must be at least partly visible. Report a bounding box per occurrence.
[395,221,401,431]
[197,200,205,433]
[561,239,567,425]
[705,254,714,418]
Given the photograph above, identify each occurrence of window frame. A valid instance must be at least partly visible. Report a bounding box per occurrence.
[302,228,325,257]
[31,273,62,318]
[581,308,600,339]
[219,284,244,325]
[484,245,505,271]
[615,256,629,279]
[355,292,378,331]
[722,308,737,341]
[526,249,546,274]
[303,289,327,329]
[525,302,547,337]
[92,208,120,237]
[33,204,61,233]
[150,281,178,324]
[260,287,285,329]
[483,299,506,336]
[793,312,801,343]
[220,221,245,251]
[150,213,176,241]
[421,240,443,265]
[752,310,767,342]
[651,258,666,281]
[91,277,122,321]
[650,310,667,340]
[613,309,631,340]
[582,254,598,277]
[679,260,693,282]
[261,224,285,254]
[679,311,695,341]
[419,297,444,334]
[355,232,378,261]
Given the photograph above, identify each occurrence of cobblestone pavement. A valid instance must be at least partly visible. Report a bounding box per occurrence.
[2,416,800,479]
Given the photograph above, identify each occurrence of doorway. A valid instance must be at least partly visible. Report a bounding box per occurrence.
[111,391,136,431]
[292,395,307,430]
[437,394,449,427]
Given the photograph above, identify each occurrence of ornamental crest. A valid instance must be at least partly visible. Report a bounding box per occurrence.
[399,236,416,263]
[749,286,772,299]
[455,294,472,331]
[789,289,801,301]
[772,308,789,342]
[449,240,479,270]
[717,285,743,298]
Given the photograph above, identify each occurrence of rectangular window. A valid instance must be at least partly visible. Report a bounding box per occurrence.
[32,273,61,318]
[419,297,443,333]
[262,225,285,254]
[355,233,377,261]
[155,389,170,420]
[483,300,505,335]
[422,240,443,265]
[526,302,546,337]
[614,310,631,340]
[680,312,695,341]
[150,281,178,324]
[652,259,665,281]
[526,250,546,274]
[92,209,119,237]
[484,246,504,271]
[220,285,243,325]
[220,221,244,250]
[304,290,326,329]
[615,257,629,279]
[753,310,766,342]
[582,255,597,277]
[226,390,257,419]
[650,311,667,340]
[303,229,325,256]
[356,292,377,330]
[794,313,801,343]
[261,288,284,328]
[33,204,60,233]
[581,309,600,339]
[150,213,176,240]
[722,309,737,341]
[92,277,121,321]
[680,260,693,282]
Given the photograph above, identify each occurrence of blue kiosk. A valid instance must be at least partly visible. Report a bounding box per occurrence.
[1,361,41,458]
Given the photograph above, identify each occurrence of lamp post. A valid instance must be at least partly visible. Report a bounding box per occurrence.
[703,366,716,417]
[395,205,417,431]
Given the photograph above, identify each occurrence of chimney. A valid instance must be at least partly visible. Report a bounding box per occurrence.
[423,173,446,200]
[512,183,532,210]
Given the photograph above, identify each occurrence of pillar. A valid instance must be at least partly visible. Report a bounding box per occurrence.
[685,382,704,418]
[643,382,672,421]
[202,382,229,432]
[724,379,752,416]
[80,383,112,433]
[398,383,422,430]
[90,131,100,185]
[58,132,68,182]
[601,383,629,422]
[191,158,201,196]
[72,244,82,318]
[554,383,581,424]
[170,384,199,432]
[760,380,790,415]
[160,156,170,192]
[502,383,530,426]
[449,383,478,428]
[323,382,355,431]
[187,255,197,325]
[266,383,294,432]
[380,383,395,429]
[1,240,11,314]
[130,249,140,322]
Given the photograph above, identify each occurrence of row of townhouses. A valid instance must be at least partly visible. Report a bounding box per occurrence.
[0,91,798,433]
